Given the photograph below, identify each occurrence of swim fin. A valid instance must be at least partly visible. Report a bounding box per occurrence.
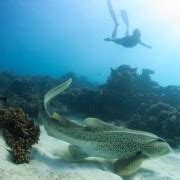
[120,9,129,28]
[106,0,119,26]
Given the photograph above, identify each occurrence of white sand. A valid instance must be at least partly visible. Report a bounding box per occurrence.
[0,126,180,180]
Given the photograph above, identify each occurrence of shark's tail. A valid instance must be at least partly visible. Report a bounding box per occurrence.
[41,78,83,136]
[40,78,85,141]
[44,78,72,116]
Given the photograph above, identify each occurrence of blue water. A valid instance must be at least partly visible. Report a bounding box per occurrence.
[0,0,180,86]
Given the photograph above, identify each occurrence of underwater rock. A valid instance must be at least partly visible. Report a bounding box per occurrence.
[103,65,138,95]
[0,108,40,164]
[137,68,159,93]
[0,71,95,119]
[0,96,7,102]
[0,72,16,93]
[161,85,180,107]
[126,114,147,131]
[126,102,180,146]
[66,65,160,121]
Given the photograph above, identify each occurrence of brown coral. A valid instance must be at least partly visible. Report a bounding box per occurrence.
[0,108,40,164]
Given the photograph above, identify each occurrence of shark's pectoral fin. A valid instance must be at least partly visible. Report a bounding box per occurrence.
[68,145,88,160]
[114,152,146,177]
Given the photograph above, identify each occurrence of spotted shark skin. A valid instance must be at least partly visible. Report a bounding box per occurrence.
[40,79,171,177]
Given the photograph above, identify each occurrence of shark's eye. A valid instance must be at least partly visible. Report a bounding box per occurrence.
[156,138,165,142]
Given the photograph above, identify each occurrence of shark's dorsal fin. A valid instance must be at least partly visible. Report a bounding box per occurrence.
[84,117,122,131]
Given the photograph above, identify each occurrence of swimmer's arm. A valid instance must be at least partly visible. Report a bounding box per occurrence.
[139,41,152,49]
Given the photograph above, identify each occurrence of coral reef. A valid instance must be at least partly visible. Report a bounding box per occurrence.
[0,108,40,164]
[0,71,95,119]
[127,102,180,147]
[0,65,180,147]
[63,65,162,121]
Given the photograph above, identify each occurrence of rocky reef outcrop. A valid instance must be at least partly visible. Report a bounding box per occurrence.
[0,71,95,118]
[0,107,40,164]
[61,65,162,120]
[127,102,180,146]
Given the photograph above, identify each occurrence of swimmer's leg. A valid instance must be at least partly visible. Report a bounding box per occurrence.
[120,9,129,36]
[104,37,124,45]
[104,37,113,42]
[105,0,120,40]
[111,24,119,38]
[125,26,129,37]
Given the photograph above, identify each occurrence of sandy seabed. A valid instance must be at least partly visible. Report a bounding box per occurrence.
[0,126,180,180]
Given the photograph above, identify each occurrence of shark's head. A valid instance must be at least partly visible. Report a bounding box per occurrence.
[142,137,171,158]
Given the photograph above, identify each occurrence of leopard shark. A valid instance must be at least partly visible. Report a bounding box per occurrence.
[40,78,171,177]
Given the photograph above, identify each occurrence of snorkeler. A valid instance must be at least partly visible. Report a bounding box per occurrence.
[105,0,152,49]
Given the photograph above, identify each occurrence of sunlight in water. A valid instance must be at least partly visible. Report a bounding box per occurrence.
[151,0,180,42]
[152,0,180,24]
